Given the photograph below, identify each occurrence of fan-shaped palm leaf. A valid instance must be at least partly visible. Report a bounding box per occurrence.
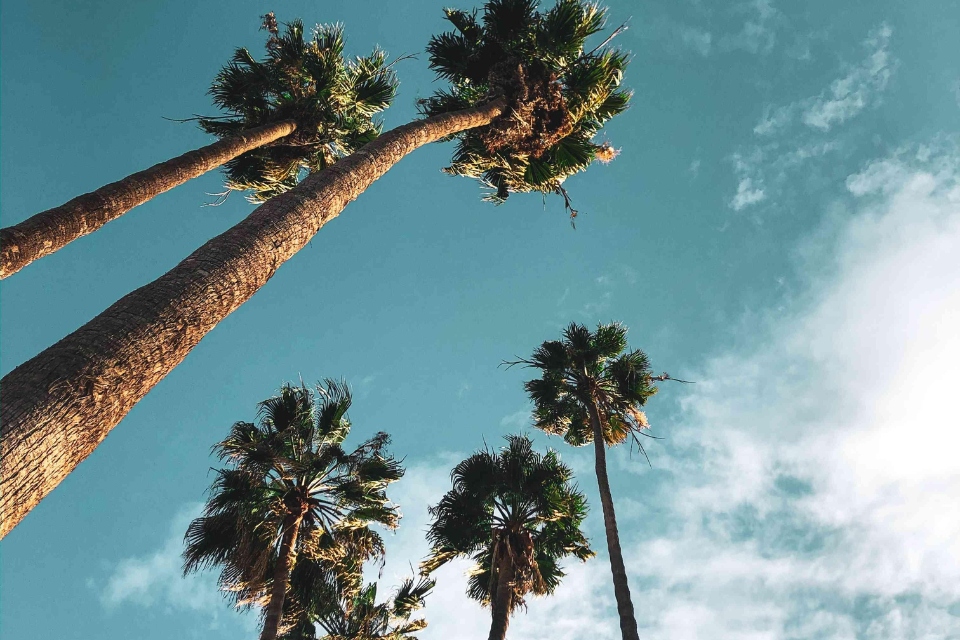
[422,434,592,640]
[183,381,403,640]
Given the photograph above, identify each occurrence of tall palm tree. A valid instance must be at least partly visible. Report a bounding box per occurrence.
[511,322,659,640]
[0,0,631,538]
[0,15,396,278]
[182,380,404,640]
[421,434,594,640]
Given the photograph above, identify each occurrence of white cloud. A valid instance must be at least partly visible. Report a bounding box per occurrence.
[679,25,713,57]
[628,143,960,637]
[499,408,532,428]
[732,25,894,211]
[97,504,256,633]
[754,104,795,136]
[731,177,767,210]
[719,0,780,55]
[802,24,895,131]
[750,25,895,137]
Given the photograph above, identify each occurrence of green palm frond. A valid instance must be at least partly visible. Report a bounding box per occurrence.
[183,380,403,622]
[420,0,630,212]
[513,322,660,449]
[201,15,398,202]
[422,435,593,613]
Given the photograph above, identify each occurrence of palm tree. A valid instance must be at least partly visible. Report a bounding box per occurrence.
[282,569,435,640]
[0,0,631,538]
[0,15,396,278]
[421,434,594,640]
[510,322,660,640]
[182,380,404,640]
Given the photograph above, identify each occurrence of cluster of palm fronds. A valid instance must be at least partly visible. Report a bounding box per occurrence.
[419,0,631,207]
[512,321,659,454]
[183,381,429,639]
[421,434,593,613]
[201,16,398,202]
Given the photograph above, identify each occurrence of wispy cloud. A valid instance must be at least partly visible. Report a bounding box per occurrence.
[719,0,780,55]
[96,504,256,634]
[499,408,531,429]
[802,24,895,131]
[730,24,896,211]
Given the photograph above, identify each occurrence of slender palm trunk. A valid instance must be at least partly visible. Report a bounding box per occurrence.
[0,100,504,539]
[587,400,641,640]
[0,120,297,278]
[260,512,304,640]
[487,557,515,640]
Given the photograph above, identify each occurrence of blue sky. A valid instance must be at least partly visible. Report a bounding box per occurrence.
[2,0,959,638]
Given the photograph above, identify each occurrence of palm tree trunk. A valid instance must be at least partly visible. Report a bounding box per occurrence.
[587,400,641,640]
[260,512,304,640]
[487,557,515,640]
[0,99,504,539]
[0,120,297,279]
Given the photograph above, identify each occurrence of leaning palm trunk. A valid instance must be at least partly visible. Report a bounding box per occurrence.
[587,400,641,640]
[0,120,297,278]
[0,99,504,538]
[487,557,515,640]
[260,511,305,640]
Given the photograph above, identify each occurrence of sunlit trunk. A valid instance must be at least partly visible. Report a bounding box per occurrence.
[0,120,297,278]
[260,512,305,640]
[587,399,641,640]
[0,99,505,538]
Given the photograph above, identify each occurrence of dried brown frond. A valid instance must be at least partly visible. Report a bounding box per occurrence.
[595,142,620,164]
[260,12,279,36]
[478,59,575,159]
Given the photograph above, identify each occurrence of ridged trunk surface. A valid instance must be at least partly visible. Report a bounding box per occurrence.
[0,120,297,278]
[487,557,515,640]
[260,512,304,640]
[588,400,641,640]
[0,100,504,538]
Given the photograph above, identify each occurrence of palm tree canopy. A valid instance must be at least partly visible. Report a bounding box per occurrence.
[514,322,659,448]
[182,380,404,610]
[419,0,630,209]
[202,15,398,201]
[282,571,434,640]
[421,434,593,611]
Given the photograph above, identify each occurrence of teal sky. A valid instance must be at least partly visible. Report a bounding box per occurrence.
[2,0,959,638]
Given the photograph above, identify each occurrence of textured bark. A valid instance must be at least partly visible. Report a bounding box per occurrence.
[487,557,515,640]
[260,512,304,640]
[0,100,504,539]
[0,120,297,278]
[588,400,641,640]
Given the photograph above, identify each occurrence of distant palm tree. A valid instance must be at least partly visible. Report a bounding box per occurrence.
[511,322,659,640]
[422,434,593,640]
[1,0,631,539]
[281,568,435,640]
[0,15,395,278]
[182,381,403,640]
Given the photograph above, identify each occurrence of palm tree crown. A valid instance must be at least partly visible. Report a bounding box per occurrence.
[518,322,659,448]
[202,15,398,201]
[182,381,403,625]
[422,435,593,616]
[282,571,435,640]
[420,0,630,211]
